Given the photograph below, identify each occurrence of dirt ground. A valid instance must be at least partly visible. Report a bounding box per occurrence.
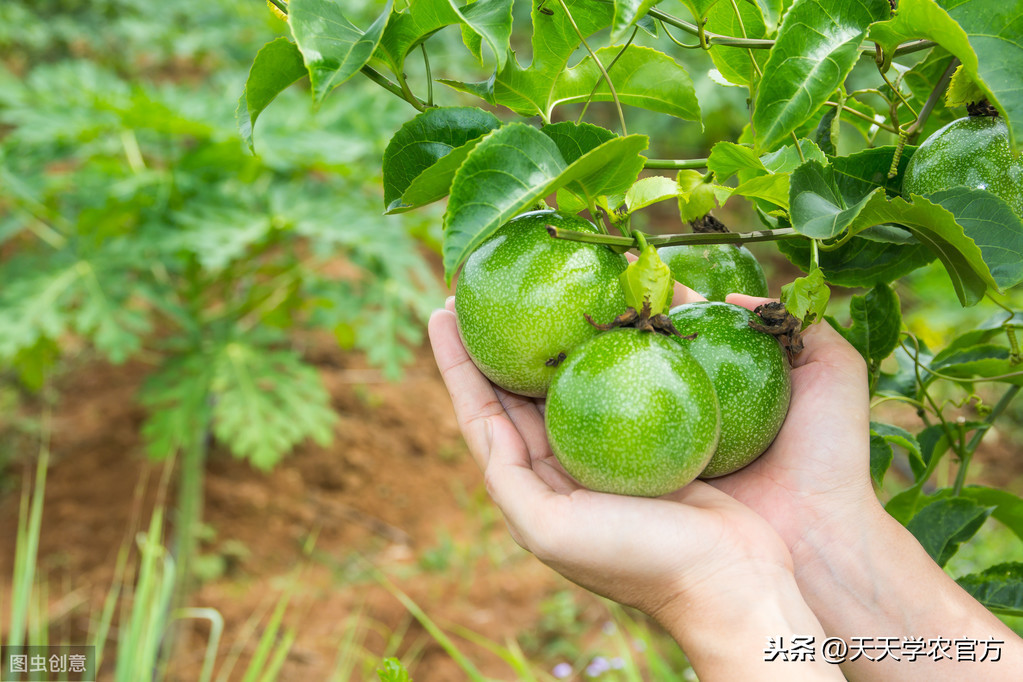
[0,334,631,681]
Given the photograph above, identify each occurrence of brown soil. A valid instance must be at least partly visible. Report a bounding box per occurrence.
[0,335,624,681]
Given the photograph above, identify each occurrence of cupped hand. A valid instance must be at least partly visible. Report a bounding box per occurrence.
[708,293,878,559]
[429,296,797,626]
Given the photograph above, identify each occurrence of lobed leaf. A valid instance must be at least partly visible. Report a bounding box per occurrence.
[705,0,769,87]
[289,0,393,105]
[446,0,513,70]
[753,0,891,151]
[611,0,664,41]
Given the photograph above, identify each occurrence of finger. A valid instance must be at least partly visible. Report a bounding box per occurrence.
[445,295,455,312]
[624,251,705,306]
[483,416,564,542]
[495,386,549,459]
[428,308,507,470]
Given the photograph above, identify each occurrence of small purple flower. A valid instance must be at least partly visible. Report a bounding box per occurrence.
[609,657,625,670]
[552,662,572,679]
[586,656,611,677]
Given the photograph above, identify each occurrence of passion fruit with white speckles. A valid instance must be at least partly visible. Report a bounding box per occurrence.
[668,302,791,478]
[902,115,1023,219]
[658,243,768,302]
[544,328,720,497]
[454,210,628,398]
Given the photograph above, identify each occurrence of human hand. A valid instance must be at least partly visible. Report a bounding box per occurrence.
[429,297,839,679]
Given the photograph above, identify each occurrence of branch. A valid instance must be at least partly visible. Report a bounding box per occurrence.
[548,226,801,249]
[643,157,708,170]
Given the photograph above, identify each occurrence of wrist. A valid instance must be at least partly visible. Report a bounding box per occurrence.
[654,565,842,681]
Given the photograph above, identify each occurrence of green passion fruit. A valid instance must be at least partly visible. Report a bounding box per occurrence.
[669,302,791,478]
[544,328,720,497]
[658,243,769,302]
[455,210,628,397]
[902,115,1023,218]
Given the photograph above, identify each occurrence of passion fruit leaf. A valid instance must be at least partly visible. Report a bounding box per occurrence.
[391,136,485,213]
[621,245,674,315]
[705,0,769,87]
[812,102,839,156]
[445,0,513,70]
[382,107,502,210]
[623,175,679,213]
[438,0,614,117]
[831,145,916,199]
[957,563,1023,617]
[760,139,827,175]
[541,121,617,164]
[780,265,829,324]
[676,170,719,222]
[868,432,894,487]
[925,187,1023,291]
[868,0,1021,151]
[753,0,891,152]
[237,38,308,153]
[831,283,902,364]
[944,64,986,108]
[959,486,1023,543]
[708,142,767,182]
[871,421,923,467]
[789,161,880,239]
[550,45,701,122]
[610,0,663,41]
[289,0,393,105]
[730,173,791,210]
[442,124,647,282]
[679,0,719,19]
[777,234,935,288]
[906,496,994,568]
[927,343,1023,386]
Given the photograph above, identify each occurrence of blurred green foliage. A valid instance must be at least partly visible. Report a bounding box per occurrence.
[0,0,443,469]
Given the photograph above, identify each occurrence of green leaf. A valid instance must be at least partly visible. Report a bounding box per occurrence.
[621,245,674,315]
[753,0,891,151]
[906,496,993,567]
[778,233,935,288]
[237,38,308,153]
[441,123,648,281]
[760,139,828,174]
[831,145,915,199]
[832,283,902,364]
[393,135,486,213]
[871,421,923,472]
[541,121,618,164]
[679,0,721,19]
[382,106,502,210]
[960,486,1023,543]
[708,142,766,182]
[611,0,664,41]
[211,342,337,470]
[447,0,513,70]
[549,45,701,122]
[731,173,792,209]
[618,175,680,214]
[376,657,412,682]
[925,187,1023,291]
[141,352,215,460]
[780,265,830,324]
[376,0,462,75]
[869,0,1022,151]
[789,162,999,305]
[945,63,987,108]
[676,169,719,221]
[868,432,894,486]
[289,0,393,105]
[705,0,769,87]
[928,344,1023,386]
[957,562,1023,616]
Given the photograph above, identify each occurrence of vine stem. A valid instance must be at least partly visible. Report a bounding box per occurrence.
[905,58,959,144]
[557,0,627,135]
[548,226,800,248]
[648,6,934,55]
[952,385,1021,495]
[644,157,708,170]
